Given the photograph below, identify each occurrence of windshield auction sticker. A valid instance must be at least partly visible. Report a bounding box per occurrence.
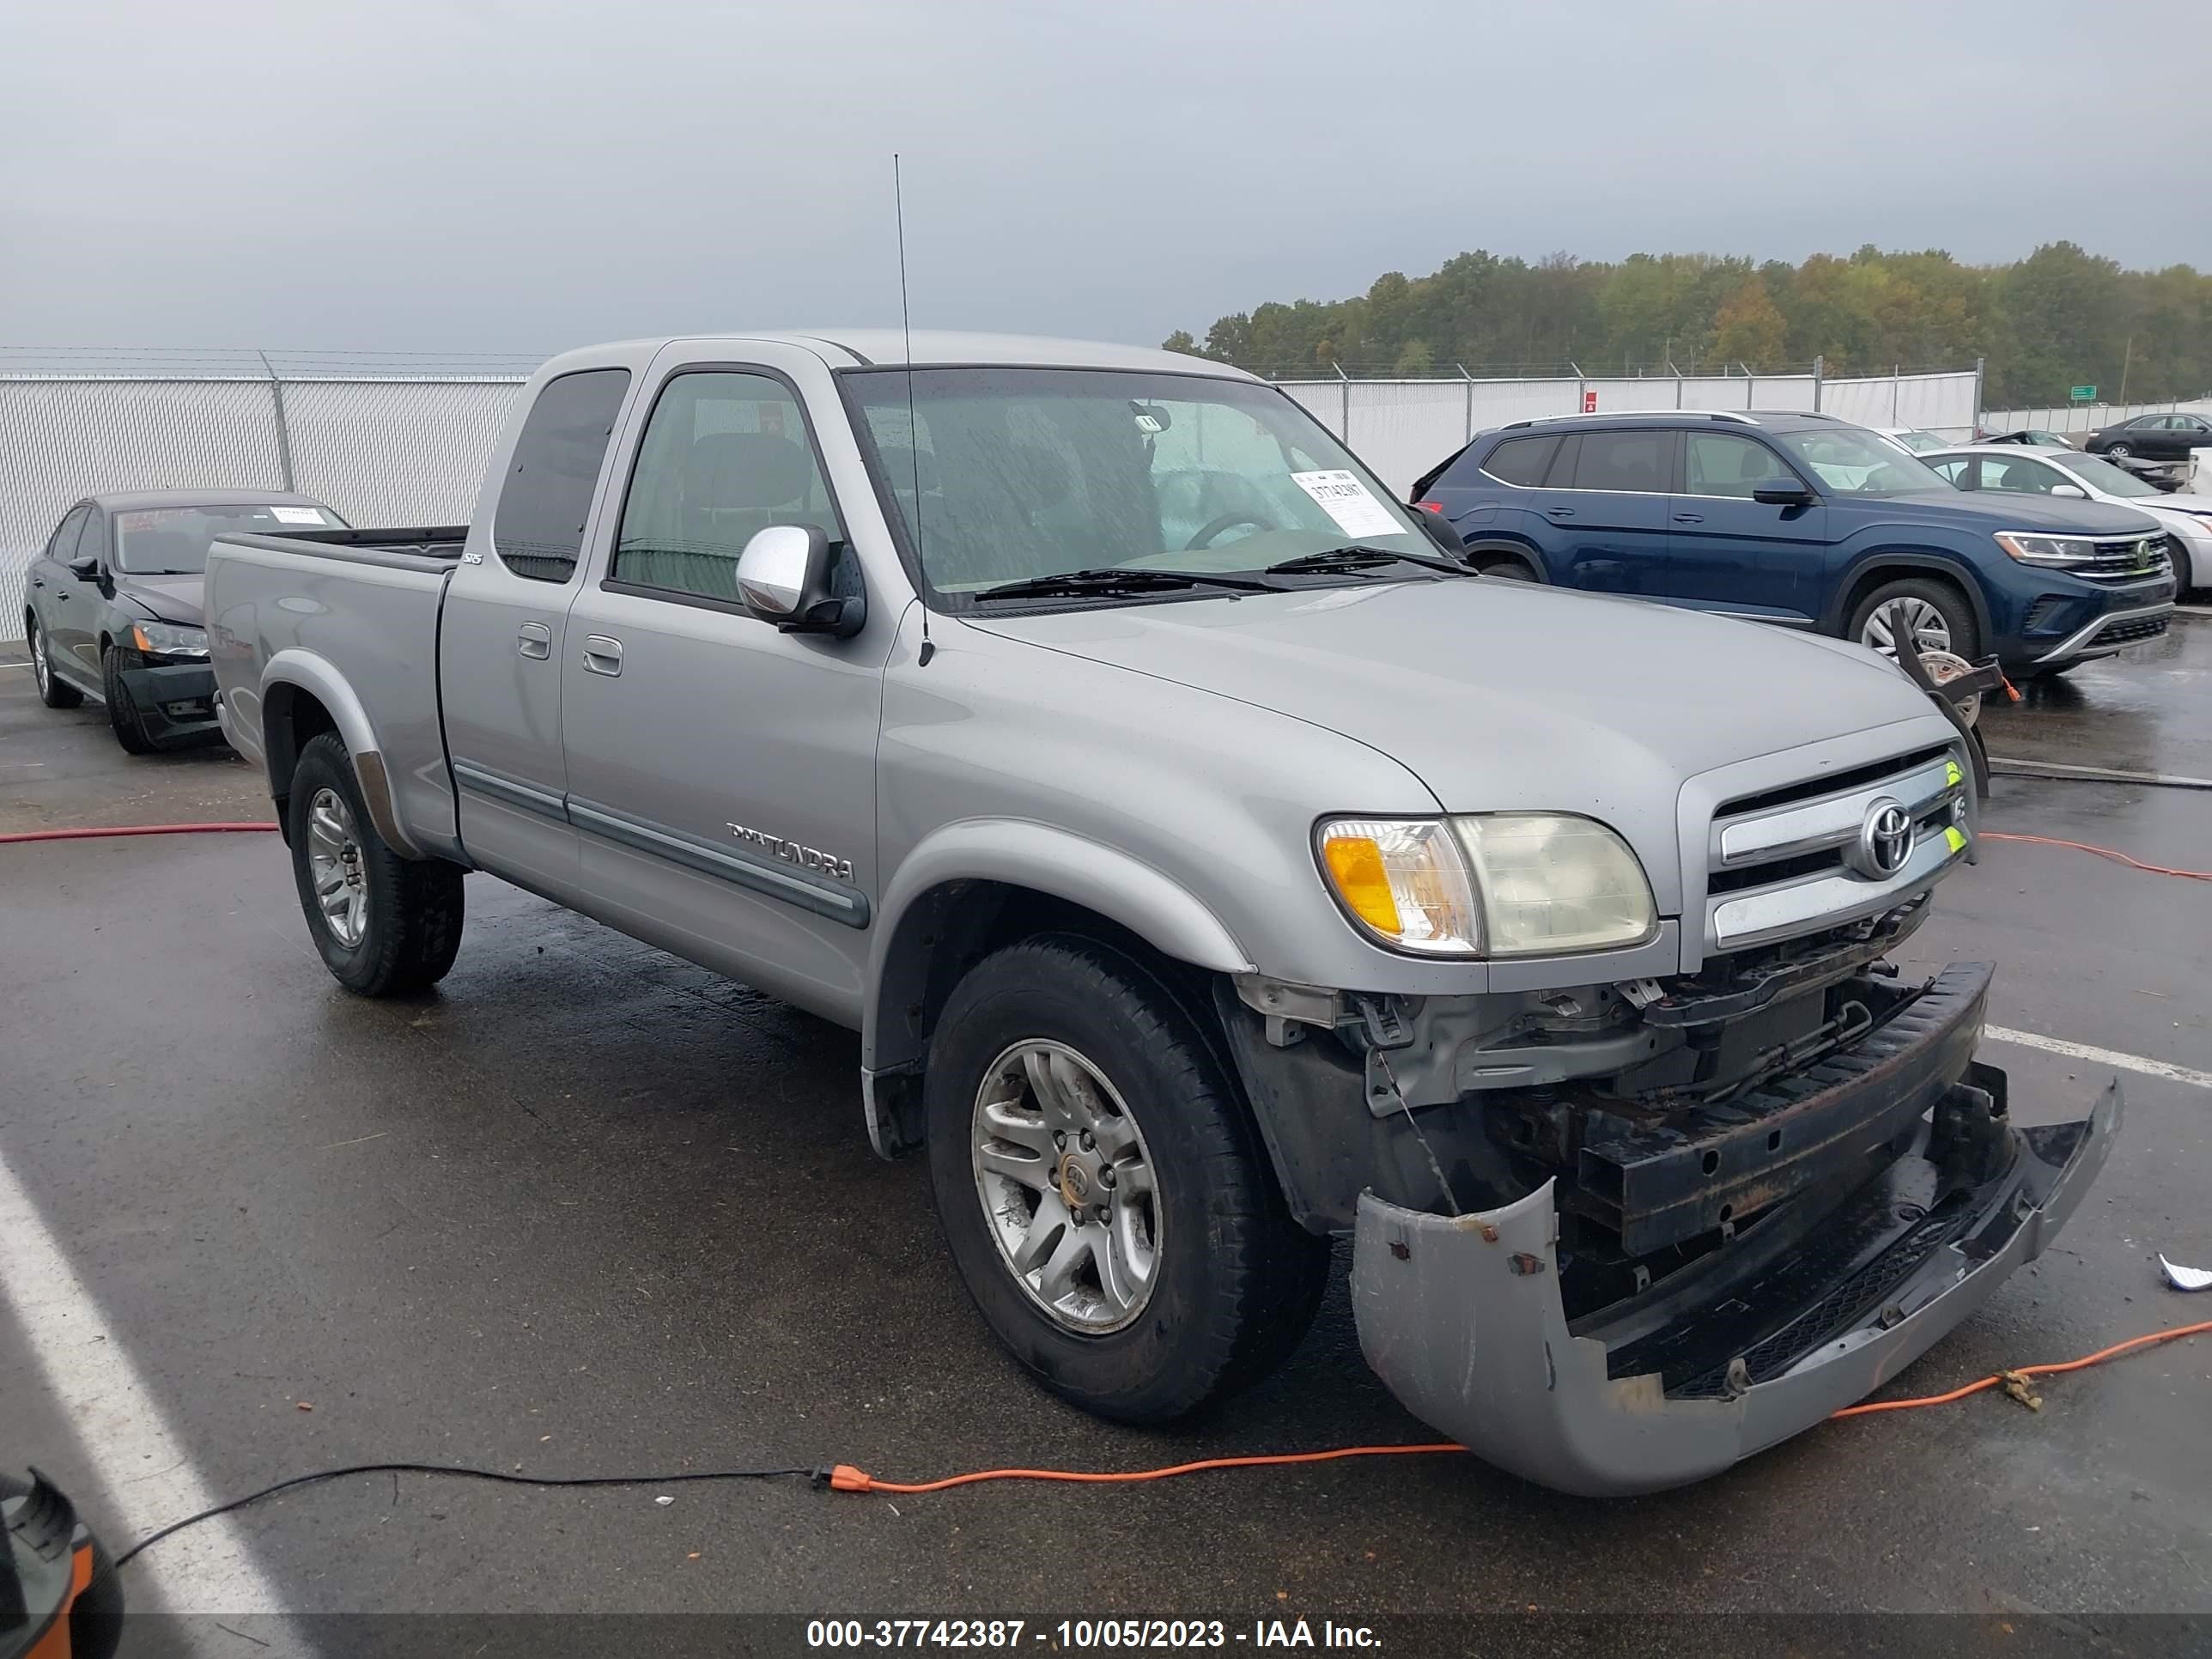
[1290,470,1401,538]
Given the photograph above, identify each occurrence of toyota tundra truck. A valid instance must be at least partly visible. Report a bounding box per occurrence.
[204,331,2118,1495]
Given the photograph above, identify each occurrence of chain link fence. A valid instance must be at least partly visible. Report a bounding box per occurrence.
[3,354,1983,646]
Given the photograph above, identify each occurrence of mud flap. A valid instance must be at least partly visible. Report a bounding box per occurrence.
[1350,1081,2123,1497]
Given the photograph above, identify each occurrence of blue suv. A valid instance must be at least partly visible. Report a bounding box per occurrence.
[1413,410,2177,675]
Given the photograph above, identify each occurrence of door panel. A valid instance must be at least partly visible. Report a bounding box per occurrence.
[44,507,99,680]
[444,365,635,896]
[1668,431,1829,620]
[1524,429,1674,597]
[558,360,890,1027]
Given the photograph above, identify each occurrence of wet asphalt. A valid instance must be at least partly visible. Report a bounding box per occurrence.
[1,618,2208,1631]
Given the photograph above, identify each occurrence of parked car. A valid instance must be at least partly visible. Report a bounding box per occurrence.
[1413,410,2175,676]
[25,490,346,751]
[1977,428,2075,448]
[204,332,2114,1498]
[2084,410,2212,463]
[1923,445,2210,595]
[1875,426,1949,453]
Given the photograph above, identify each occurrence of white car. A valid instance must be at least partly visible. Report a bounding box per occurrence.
[1924,444,2210,594]
[1875,426,1951,454]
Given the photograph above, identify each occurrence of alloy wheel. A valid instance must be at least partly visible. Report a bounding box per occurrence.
[970,1039,1162,1334]
[307,787,370,947]
[1862,597,1952,657]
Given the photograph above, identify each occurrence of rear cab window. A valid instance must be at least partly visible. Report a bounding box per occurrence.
[493,368,635,582]
[1477,434,1562,487]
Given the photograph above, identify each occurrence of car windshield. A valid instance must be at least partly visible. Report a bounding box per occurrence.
[2060,453,2160,497]
[112,502,344,573]
[1888,428,1946,453]
[842,367,1432,607]
[1772,428,1948,495]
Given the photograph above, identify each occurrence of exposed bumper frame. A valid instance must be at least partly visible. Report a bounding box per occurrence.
[1350,1077,2121,1496]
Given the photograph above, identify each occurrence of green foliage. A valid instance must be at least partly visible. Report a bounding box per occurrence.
[1163,242,2211,404]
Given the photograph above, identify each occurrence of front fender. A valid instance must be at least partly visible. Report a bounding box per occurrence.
[864,817,1254,1073]
[260,648,420,858]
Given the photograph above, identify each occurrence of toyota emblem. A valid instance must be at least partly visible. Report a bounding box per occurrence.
[1851,798,1914,878]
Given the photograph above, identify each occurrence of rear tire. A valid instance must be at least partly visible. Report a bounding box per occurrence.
[926,935,1328,1423]
[288,732,465,996]
[2106,441,2133,459]
[28,617,82,708]
[1847,577,1980,661]
[1470,550,1540,581]
[101,645,159,753]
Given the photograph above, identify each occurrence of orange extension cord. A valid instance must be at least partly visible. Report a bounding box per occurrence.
[1978,830,2212,883]
[827,1319,2212,1493]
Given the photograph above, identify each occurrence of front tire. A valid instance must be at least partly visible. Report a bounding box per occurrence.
[101,645,160,753]
[926,936,1327,1423]
[288,732,465,996]
[28,617,82,708]
[1848,577,1980,661]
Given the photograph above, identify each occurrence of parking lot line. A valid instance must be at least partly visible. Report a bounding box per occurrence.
[1985,1024,2212,1091]
[0,1142,286,1616]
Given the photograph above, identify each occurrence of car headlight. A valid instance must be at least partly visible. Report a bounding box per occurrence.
[130,620,208,659]
[1992,532,2102,568]
[1316,813,1657,958]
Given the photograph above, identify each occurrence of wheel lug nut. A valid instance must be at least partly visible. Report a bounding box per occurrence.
[1079,1132,1094,1150]
[1098,1166,1115,1188]
[1053,1132,1066,1149]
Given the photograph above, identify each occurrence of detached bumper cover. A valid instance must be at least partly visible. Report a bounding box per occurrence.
[116,660,220,742]
[1351,1079,2120,1496]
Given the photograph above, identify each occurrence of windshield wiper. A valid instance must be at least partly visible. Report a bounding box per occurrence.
[1263,544,1478,579]
[971,567,1279,603]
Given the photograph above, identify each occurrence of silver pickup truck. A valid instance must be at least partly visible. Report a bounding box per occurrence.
[205,331,2117,1495]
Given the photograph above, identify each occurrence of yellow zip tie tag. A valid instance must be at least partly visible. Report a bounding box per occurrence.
[1944,825,1968,854]
[1945,760,1963,787]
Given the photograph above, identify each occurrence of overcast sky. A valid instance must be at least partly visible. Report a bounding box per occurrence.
[3,0,2206,358]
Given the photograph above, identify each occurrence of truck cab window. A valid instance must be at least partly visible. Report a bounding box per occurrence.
[492,368,633,582]
[611,371,842,603]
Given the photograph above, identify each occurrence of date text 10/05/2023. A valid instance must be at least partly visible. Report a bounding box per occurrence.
[805,1619,1383,1649]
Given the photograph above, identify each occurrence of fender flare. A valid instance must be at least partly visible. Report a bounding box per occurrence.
[863,818,1254,1074]
[1462,538,1550,580]
[1825,551,1993,644]
[260,648,421,858]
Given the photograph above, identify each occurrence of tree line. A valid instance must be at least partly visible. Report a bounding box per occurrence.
[1162,242,2210,407]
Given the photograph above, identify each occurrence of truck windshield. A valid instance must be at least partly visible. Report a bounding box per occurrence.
[842,367,1432,606]
[113,502,343,574]
[1771,429,1948,497]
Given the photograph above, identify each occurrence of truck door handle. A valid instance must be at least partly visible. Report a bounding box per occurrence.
[517,622,551,659]
[28,577,42,588]
[1543,506,1576,518]
[582,635,623,677]
[1672,512,1705,524]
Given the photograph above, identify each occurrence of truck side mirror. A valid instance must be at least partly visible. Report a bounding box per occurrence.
[1751,480,1815,507]
[66,555,101,580]
[736,524,864,639]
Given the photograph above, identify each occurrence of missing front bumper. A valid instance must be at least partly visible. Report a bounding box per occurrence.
[1350,1077,2120,1496]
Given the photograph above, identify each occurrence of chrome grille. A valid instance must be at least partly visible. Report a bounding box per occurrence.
[2074,535,2172,586]
[1705,746,1971,954]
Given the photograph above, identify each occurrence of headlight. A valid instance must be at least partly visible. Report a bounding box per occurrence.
[1316,813,1656,958]
[1992,532,2100,567]
[130,620,208,659]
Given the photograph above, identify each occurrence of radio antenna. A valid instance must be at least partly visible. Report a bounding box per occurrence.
[894,153,933,665]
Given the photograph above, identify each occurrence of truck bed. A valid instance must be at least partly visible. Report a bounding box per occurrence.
[205,524,471,862]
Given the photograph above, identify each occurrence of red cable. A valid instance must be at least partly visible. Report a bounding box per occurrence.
[0,822,278,844]
[1981,830,2212,883]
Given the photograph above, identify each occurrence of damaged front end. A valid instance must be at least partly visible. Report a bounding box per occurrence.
[1220,905,2120,1495]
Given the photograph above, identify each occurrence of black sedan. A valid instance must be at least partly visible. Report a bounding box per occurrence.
[25,489,345,752]
[2084,410,2212,462]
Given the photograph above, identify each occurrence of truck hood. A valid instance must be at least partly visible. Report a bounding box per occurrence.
[963,579,1937,825]
[1862,489,2164,538]
[113,572,205,627]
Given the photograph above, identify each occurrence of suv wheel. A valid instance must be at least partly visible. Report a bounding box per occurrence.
[288,732,465,995]
[101,644,161,753]
[1849,578,1979,661]
[926,935,1328,1423]
[28,617,83,708]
